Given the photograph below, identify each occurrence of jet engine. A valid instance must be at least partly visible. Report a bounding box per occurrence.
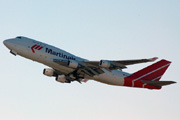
[43,68,55,76]
[99,60,112,68]
[56,75,67,83]
[67,60,79,68]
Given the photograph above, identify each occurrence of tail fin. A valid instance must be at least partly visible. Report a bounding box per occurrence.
[129,59,171,81]
[124,59,174,89]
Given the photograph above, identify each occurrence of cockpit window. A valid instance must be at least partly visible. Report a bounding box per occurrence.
[16,36,22,39]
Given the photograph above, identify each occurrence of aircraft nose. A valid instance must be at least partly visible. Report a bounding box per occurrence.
[3,39,16,49]
[3,40,10,47]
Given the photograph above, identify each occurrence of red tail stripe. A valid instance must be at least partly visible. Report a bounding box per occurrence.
[137,65,170,81]
[124,59,171,89]
[151,76,162,81]
[131,63,170,86]
[129,59,171,79]
[132,63,170,81]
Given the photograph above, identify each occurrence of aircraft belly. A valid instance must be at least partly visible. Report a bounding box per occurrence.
[93,70,124,86]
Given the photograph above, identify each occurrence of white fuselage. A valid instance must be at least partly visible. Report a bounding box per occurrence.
[4,37,130,86]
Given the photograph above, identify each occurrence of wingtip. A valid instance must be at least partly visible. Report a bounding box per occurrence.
[171,81,177,84]
[150,57,158,62]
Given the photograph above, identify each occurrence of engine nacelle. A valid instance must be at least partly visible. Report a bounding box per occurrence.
[43,68,55,77]
[56,75,67,83]
[67,60,79,68]
[99,60,112,68]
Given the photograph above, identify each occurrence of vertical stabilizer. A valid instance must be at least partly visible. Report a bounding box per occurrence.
[129,59,171,81]
[124,59,172,89]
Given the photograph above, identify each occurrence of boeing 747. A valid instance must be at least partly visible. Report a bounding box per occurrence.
[3,36,176,89]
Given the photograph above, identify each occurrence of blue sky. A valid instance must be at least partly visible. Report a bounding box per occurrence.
[0,0,180,120]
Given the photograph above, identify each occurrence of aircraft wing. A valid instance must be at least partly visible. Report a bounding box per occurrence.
[84,57,158,70]
[53,57,158,77]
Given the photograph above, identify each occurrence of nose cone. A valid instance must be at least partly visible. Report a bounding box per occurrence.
[3,39,16,50]
[3,40,9,47]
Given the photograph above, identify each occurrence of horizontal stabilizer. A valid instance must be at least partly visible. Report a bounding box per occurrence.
[142,80,176,87]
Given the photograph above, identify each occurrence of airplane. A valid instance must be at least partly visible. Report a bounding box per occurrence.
[3,36,176,90]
